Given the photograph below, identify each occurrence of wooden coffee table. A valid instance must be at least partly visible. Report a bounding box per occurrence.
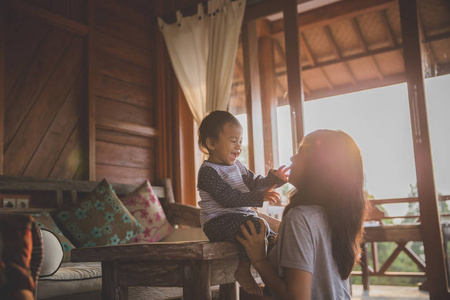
[71,241,241,300]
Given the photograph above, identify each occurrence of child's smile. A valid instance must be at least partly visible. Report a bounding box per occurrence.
[207,122,243,165]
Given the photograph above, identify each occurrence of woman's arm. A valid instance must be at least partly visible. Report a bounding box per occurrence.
[237,220,312,300]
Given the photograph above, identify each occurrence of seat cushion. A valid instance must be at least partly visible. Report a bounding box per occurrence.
[37,262,101,299]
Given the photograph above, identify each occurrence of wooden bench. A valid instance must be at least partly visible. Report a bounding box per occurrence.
[0,175,251,300]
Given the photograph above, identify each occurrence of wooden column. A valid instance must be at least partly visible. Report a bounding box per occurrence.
[156,20,169,182]
[0,1,4,174]
[87,0,95,180]
[398,0,449,298]
[242,20,265,175]
[283,0,305,151]
[259,24,279,173]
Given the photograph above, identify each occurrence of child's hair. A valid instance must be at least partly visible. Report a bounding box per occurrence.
[283,129,367,280]
[198,110,242,154]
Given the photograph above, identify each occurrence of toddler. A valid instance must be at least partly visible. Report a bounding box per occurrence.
[197,110,289,296]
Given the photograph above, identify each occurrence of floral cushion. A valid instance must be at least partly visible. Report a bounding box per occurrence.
[121,180,172,243]
[56,178,142,247]
[32,212,74,262]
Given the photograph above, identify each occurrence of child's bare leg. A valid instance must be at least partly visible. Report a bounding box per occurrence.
[234,260,262,296]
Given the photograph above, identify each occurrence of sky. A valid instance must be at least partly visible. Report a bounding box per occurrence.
[238,74,450,216]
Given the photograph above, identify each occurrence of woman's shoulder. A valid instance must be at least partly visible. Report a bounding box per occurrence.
[284,205,326,224]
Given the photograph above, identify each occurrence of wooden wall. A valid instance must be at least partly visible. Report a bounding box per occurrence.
[1,0,169,187]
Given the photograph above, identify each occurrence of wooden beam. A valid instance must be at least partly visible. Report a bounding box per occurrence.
[350,18,384,80]
[271,0,396,35]
[244,0,283,23]
[302,44,403,71]
[305,73,405,101]
[283,0,305,150]
[242,20,265,175]
[88,0,95,181]
[0,1,4,174]
[399,0,450,298]
[9,0,89,36]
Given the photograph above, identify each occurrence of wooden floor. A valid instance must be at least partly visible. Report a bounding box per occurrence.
[351,285,429,300]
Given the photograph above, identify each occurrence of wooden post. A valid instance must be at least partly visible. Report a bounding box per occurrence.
[360,243,370,290]
[87,0,96,180]
[259,28,279,173]
[0,1,4,175]
[282,0,305,151]
[218,282,238,300]
[242,20,265,175]
[102,262,127,300]
[156,17,169,182]
[398,0,449,298]
[183,260,211,300]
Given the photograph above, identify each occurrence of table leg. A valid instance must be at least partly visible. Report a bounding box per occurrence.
[218,282,238,300]
[102,261,128,300]
[182,260,211,300]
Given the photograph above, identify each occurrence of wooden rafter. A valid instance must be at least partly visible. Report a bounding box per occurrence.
[299,33,333,89]
[380,9,397,47]
[323,25,356,85]
[8,0,89,36]
[350,17,384,80]
[269,0,396,35]
[299,33,316,67]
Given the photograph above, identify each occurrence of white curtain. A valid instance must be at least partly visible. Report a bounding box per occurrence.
[158,0,246,124]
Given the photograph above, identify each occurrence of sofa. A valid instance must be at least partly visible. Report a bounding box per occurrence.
[0,175,215,300]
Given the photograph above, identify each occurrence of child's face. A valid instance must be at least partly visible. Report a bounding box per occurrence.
[207,122,243,165]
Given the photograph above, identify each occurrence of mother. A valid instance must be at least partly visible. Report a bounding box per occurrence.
[238,129,367,300]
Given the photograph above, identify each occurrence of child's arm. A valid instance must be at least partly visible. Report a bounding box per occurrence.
[198,167,278,208]
[240,163,289,191]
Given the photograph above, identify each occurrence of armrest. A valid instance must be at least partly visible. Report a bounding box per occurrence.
[167,203,201,228]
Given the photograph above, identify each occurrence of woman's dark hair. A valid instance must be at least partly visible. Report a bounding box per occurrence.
[198,110,242,154]
[283,129,367,280]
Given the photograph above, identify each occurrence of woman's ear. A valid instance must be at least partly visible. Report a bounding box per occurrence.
[206,137,215,151]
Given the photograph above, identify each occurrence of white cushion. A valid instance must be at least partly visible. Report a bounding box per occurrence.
[40,229,64,277]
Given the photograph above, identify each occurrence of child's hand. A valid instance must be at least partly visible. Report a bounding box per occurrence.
[263,185,280,204]
[272,165,290,182]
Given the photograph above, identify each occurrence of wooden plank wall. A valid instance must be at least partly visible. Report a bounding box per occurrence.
[93,0,157,185]
[2,0,164,187]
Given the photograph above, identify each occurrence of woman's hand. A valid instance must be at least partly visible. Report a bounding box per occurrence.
[272,165,290,182]
[236,219,268,266]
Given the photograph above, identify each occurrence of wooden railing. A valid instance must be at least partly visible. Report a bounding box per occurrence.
[352,194,450,290]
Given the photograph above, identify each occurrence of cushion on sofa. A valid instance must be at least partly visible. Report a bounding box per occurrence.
[121,180,172,243]
[32,212,74,262]
[55,178,142,247]
[40,229,64,277]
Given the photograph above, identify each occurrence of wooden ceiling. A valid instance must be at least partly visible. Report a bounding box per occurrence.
[229,0,450,113]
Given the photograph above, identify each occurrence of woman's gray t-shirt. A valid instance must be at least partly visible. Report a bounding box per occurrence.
[267,205,351,300]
